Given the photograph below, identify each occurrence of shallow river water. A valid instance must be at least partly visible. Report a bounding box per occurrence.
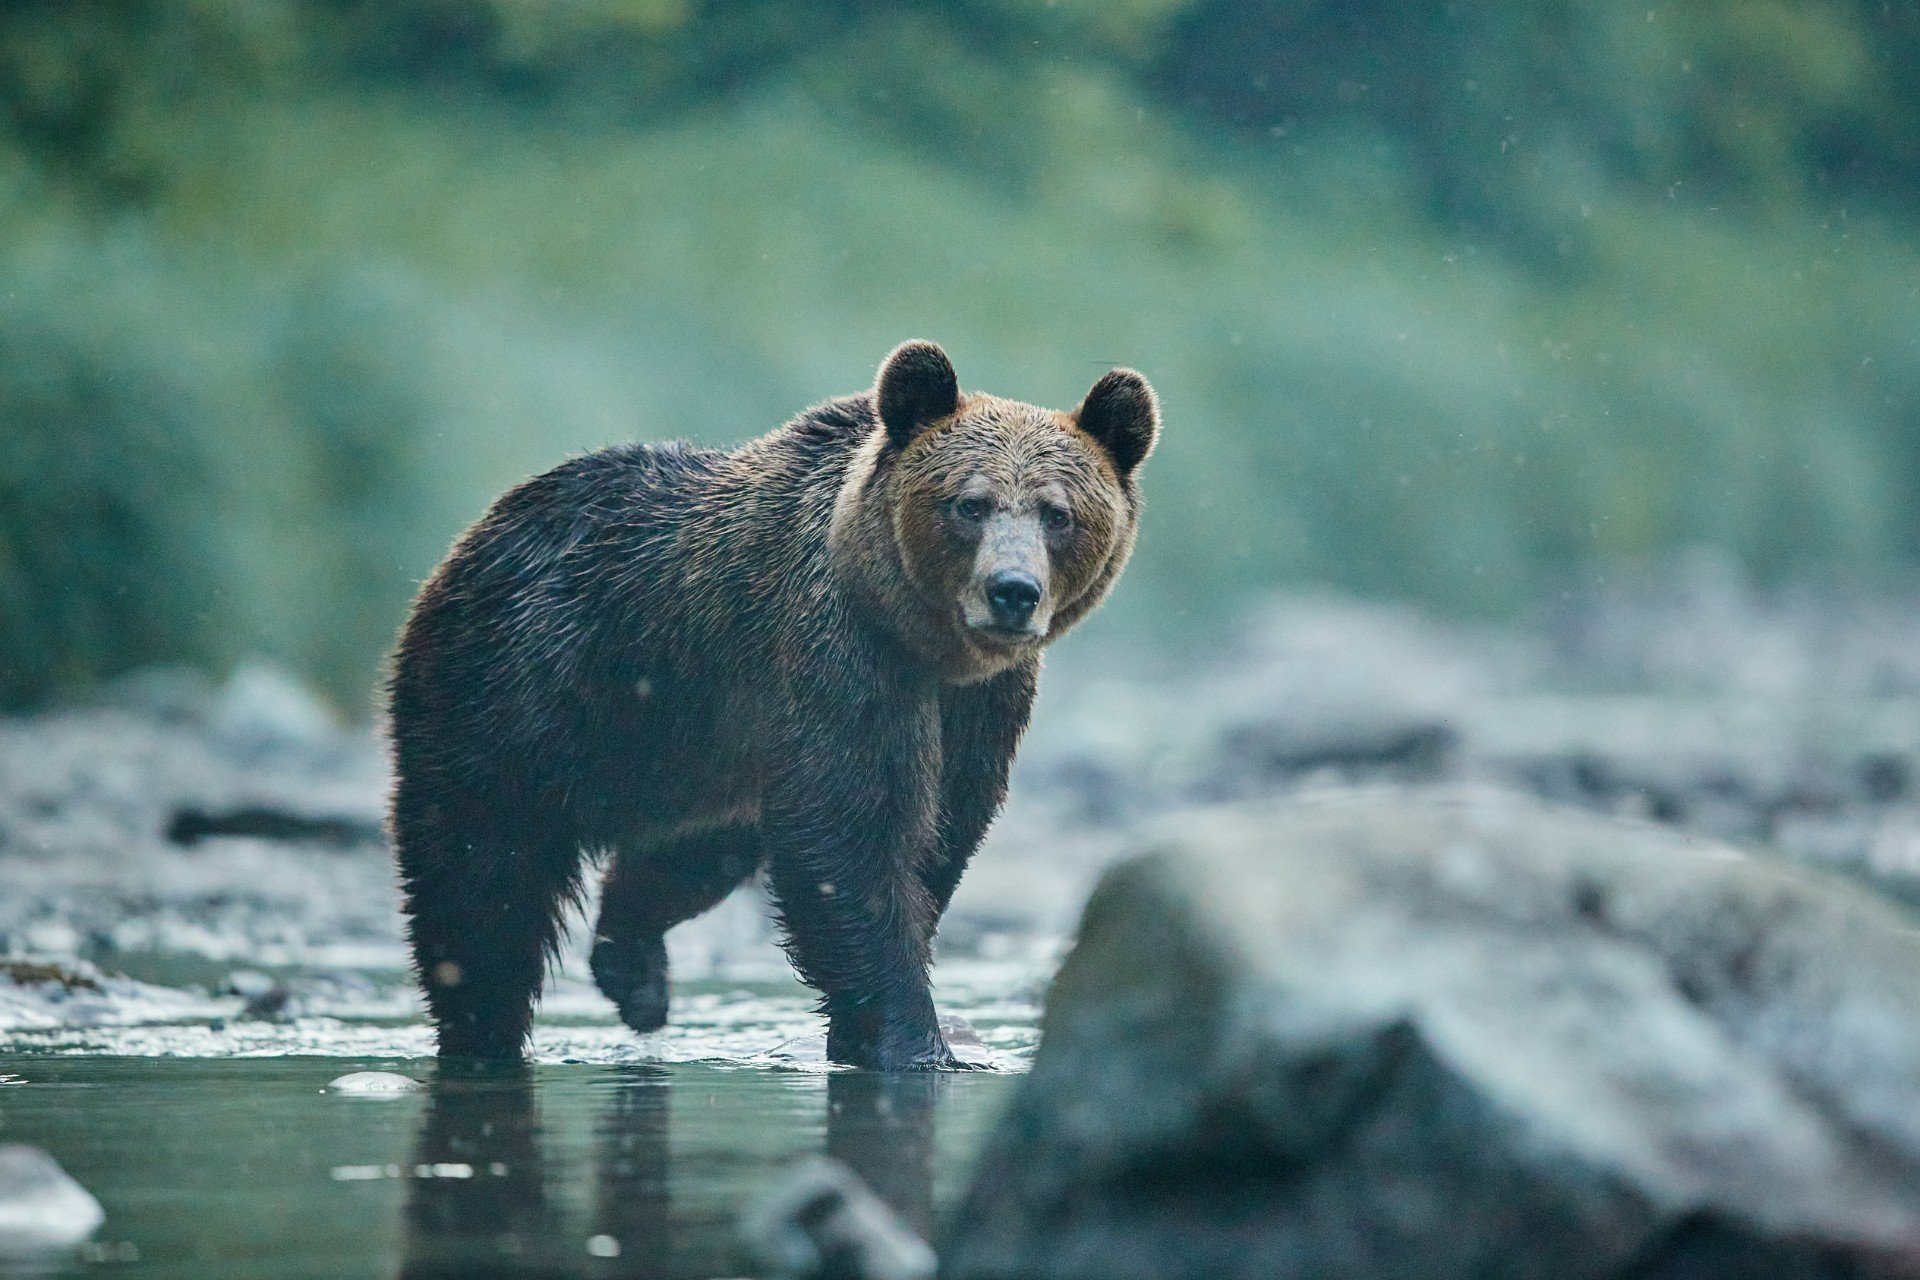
[0,966,1043,1279]
[16,587,1920,1275]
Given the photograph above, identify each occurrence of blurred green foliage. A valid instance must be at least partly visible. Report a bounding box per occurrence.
[1,0,1918,708]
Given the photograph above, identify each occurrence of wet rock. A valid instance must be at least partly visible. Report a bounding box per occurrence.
[0,960,99,993]
[0,959,224,1032]
[217,969,300,1021]
[0,1145,104,1249]
[327,1071,422,1096]
[1214,713,1455,791]
[937,1014,986,1050]
[210,661,339,760]
[1029,757,1135,828]
[0,959,111,1030]
[743,1157,935,1280]
[943,790,1920,1280]
[237,984,298,1022]
[165,804,381,849]
[1860,753,1912,804]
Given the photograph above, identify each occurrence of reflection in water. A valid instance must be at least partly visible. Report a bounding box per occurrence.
[398,1066,567,1280]
[396,1067,946,1278]
[826,1072,939,1240]
[589,1067,675,1275]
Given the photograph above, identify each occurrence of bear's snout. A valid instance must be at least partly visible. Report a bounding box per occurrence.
[984,569,1042,630]
[963,512,1052,641]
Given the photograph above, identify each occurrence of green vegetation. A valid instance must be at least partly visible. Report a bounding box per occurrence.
[3,1,1918,708]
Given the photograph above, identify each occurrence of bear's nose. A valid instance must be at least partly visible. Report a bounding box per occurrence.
[984,570,1042,628]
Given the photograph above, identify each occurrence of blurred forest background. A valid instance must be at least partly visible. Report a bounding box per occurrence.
[3,0,1918,711]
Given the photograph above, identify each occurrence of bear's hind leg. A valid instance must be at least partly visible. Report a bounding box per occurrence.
[395,787,584,1060]
[590,823,762,1035]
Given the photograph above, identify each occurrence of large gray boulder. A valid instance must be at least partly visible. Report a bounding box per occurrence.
[942,789,1920,1280]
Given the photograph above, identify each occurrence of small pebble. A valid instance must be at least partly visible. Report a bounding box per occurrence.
[0,1145,105,1249]
[326,1071,422,1096]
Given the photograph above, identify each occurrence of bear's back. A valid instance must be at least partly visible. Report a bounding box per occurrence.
[393,400,881,743]
[535,394,876,541]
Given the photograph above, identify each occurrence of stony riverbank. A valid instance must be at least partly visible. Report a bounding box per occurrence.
[5,566,1920,1038]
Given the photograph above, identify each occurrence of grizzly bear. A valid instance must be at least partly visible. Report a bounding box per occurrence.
[386,341,1158,1069]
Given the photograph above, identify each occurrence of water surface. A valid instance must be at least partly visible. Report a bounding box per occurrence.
[0,968,1038,1279]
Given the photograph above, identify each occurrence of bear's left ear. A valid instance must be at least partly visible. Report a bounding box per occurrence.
[875,340,961,449]
[1075,368,1159,477]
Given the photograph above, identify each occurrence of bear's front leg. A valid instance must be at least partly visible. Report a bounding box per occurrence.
[763,678,951,1070]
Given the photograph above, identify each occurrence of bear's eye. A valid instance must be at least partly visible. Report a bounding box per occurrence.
[1040,503,1072,533]
[954,496,990,522]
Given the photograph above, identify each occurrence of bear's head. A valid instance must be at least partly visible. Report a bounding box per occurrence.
[832,340,1159,681]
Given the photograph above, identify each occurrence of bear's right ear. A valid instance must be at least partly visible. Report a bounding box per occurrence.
[875,340,960,449]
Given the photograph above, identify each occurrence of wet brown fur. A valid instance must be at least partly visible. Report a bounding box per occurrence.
[386,342,1157,1068]
[831,393,1140,684]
